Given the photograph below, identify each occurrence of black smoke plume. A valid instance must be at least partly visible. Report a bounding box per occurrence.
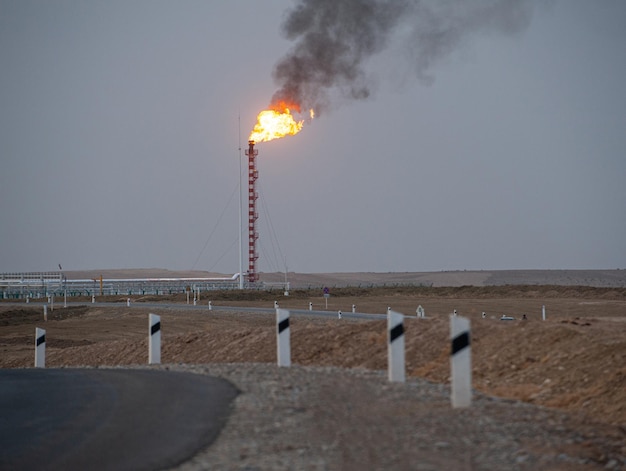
[269,0,535,116]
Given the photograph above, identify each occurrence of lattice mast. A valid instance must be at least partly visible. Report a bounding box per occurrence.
[245,140,259,283]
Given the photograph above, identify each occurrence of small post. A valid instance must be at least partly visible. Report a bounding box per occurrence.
[43,304,48,322]
[417,305,425,318]
[450,315,472,408]
[208,301,212,311]
[26,295,30,304]
[352,304,356,313]
[387,310,405,382]
[149,313,161,365]
[542,305,546,321]
[338,310,342,319]
[35,327,46,368]
[91,294,95,303]
[276,308,291,367]
[64,290,67,308]
[309,302,313,311]
[127,298,131,307]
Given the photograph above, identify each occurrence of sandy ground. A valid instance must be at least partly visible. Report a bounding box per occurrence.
[1,282,624,429]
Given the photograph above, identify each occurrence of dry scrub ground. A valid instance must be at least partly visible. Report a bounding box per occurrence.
[1,286,624,428]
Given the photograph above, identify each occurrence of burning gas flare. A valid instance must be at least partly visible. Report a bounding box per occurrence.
[249,102,313,143]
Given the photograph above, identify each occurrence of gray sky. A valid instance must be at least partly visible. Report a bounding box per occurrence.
[1,0,625,274]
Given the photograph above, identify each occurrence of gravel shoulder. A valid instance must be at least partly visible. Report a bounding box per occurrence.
[163,363,625,471]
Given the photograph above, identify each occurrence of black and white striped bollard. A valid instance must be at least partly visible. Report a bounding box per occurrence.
[388,310,405,382]
[276,308,291,367]
[149,313,161,364]
[35,327,46,368]
[450,315,471,408]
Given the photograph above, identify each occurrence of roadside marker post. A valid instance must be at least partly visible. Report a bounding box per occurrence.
[276,309,291,367]
[387,310,405,382]
[309,302,313,311]
[450,315,472,408]
[208,301,212,311]
[149,313,161,365]
[352,304,356,313]
[35,328,46,368]
[542,305,546,321]
[43,305,47,322]
[338,310,342,319]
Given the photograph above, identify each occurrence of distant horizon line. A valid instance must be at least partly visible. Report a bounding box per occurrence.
[2,267,623,275]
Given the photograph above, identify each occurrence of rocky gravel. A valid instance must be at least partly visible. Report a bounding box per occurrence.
[155,363,626,471]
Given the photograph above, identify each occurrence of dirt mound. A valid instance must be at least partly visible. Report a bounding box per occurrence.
[0,305,89,326]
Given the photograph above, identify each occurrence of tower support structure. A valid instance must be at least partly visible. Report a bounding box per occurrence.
[245,140,259,283]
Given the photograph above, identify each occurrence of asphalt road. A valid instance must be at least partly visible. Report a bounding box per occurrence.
[5,300,389,320]
[0,368,238,470]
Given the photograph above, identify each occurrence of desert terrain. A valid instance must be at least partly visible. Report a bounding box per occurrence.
[1,270,625,468]
[1,271,624,425]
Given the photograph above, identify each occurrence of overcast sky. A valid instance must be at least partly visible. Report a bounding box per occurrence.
[1,0,625,275]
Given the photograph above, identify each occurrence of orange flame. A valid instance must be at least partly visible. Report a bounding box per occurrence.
[249,102,313,143]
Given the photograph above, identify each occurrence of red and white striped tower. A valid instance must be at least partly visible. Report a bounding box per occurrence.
[245,140,259,283]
